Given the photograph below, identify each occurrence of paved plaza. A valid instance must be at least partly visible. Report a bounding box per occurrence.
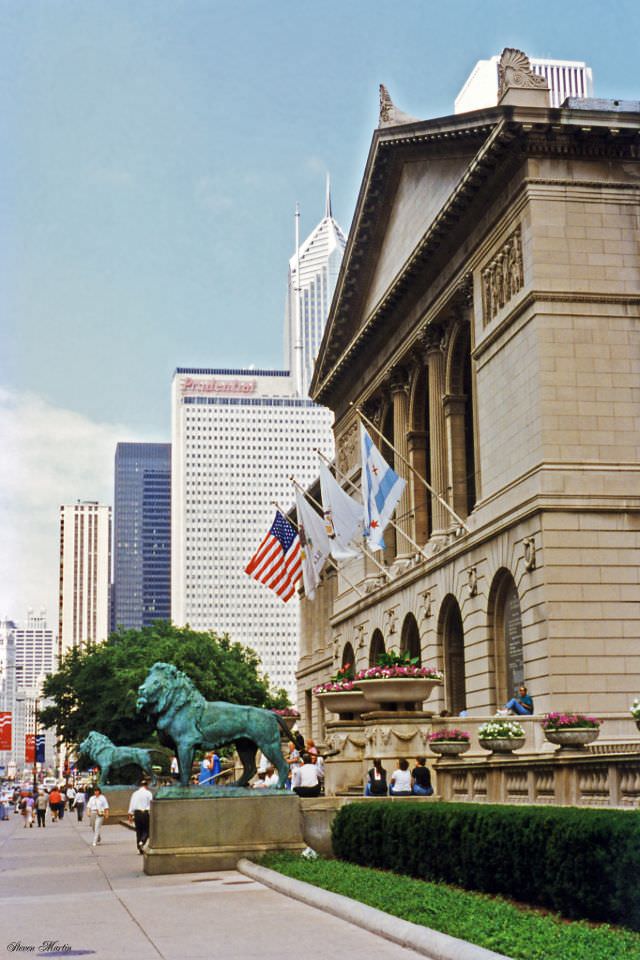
[0,810,421,960]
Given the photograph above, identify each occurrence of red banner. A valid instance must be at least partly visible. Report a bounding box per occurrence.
[25,734,35,764]
[0,712,11,750]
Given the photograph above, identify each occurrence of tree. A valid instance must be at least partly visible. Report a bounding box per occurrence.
[40,621,289,749]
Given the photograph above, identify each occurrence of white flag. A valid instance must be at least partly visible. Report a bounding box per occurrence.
[360,424,406,551]
[319,461,363,560]
[294,489,331,600]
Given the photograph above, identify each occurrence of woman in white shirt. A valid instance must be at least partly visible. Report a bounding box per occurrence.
[389,759,412,796]
[293,753,321,797]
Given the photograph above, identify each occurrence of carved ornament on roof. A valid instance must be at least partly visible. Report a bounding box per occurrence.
[497,48,548,98]
[379,84,419,128]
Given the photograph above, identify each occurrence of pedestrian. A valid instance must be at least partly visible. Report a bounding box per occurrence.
[127,779,153,854]
[48,786,62,822]
[87,786,109,846]
[21,794,34,828]
[411,757,434,796]
[35,788,48,827]
[66,783,76,812]
[73,786,86,822]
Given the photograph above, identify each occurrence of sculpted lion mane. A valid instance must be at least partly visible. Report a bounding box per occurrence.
[79,730,156,786]
[136,662,295,788]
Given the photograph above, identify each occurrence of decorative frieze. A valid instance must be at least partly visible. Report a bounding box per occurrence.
[481,225,524,325]
[337,421,359,475]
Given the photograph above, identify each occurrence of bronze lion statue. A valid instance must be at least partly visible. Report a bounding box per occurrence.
[79,730,156,786]
[136,662,297,788]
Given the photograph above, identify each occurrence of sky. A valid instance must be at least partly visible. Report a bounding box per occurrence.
[1,0,639,622]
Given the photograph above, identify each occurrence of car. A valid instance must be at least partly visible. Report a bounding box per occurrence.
[42,777,58,791]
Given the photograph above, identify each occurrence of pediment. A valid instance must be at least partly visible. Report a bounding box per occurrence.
[359,152,476,322]
[312,116,499,399]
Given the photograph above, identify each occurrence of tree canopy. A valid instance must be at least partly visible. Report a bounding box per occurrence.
[40,621,289,748]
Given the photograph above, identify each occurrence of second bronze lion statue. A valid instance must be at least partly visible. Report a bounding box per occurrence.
[136,662,297,788]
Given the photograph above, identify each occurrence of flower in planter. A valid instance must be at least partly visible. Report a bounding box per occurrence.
[630,699,640,721]
[354,665,443,681]
[477,719,525,740]
[540,712,601,731]
[271,707,301,718]
[312,679,356,694]
[428,728,471,743]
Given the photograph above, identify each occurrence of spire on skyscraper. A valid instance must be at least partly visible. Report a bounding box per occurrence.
[325,173,332,219]
[285,182,347,397]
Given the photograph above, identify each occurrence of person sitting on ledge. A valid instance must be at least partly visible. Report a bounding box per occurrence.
[389,759,412,797]
[365,758,388,796]
[498,684,534,716]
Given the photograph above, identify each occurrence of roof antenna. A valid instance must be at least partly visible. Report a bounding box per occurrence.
[325,172,332,219]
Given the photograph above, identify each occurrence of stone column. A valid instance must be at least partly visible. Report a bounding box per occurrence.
[408,429,429,544]
[389,368,411,559]
[423,328,449,539]
[444,393,468,522]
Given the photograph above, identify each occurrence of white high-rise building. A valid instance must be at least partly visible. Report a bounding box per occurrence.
[171,368,333,699]
[455,55,593,113]
[58,501,112,658]
[285,183,347,397]
[14,610,56,688]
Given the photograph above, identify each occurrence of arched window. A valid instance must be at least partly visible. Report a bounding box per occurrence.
[341,642,355,671]
[489,569,524,706]
[400,613,421,664]
[438,595,466,715]
[369,629,386,667]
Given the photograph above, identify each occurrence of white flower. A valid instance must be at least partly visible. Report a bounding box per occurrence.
[478,720,525,739]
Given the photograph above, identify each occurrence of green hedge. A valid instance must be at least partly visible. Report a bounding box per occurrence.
[331,801,640,929]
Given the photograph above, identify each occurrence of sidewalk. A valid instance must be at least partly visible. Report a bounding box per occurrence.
[0,809,422,960]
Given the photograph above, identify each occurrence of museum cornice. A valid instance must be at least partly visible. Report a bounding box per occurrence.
[312,106,640,407]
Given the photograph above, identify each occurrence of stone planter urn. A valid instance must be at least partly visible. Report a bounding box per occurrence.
[359,678,442,707]
[315,690,372,716]
[272,714,300,737]
[479,737,526,754]
[544,728,600,749]
[429,740,470,758]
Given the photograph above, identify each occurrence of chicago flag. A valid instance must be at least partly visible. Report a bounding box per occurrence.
[360,424,406,551]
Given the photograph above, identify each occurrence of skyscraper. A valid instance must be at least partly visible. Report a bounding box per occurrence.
[58,501,111,658]
[455,55,593,113]
[13,610,56,687]
[113,443,171,630]
[171,369,333,699]
[285,182,347,397]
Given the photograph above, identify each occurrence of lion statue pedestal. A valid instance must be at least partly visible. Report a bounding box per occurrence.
[143,791,305,875]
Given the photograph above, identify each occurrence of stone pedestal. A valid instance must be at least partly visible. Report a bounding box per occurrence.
[101,786,137,822]
[143,792,305,875]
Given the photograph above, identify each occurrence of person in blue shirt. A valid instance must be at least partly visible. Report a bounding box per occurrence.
[503,684,534,715]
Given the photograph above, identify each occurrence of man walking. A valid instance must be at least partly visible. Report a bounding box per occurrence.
[35,789,48,827]
[87,786,109,846]
[128,779,152,854]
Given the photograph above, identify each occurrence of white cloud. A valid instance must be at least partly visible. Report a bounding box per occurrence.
[0,387,151,626]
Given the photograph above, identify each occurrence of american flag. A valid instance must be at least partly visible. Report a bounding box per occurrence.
[245,511,301,602]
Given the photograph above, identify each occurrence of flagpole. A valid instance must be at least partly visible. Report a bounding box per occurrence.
[272,501,366,599]
[315,448,432,562]
[288,477,392,582]
[352,405,471,533]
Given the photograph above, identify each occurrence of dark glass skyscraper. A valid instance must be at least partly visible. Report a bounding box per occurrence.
[113,443,171,630]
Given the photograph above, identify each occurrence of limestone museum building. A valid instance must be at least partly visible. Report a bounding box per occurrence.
[296,52,640,744]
